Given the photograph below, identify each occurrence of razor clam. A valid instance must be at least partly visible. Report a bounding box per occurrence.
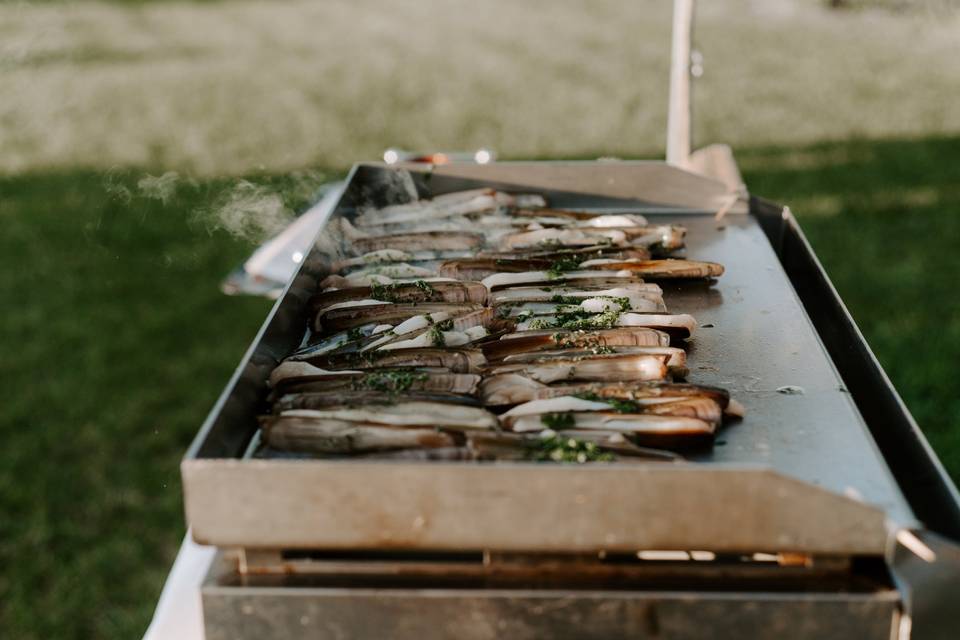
[333,249,475,272]
[532,431,682,461]
[487,352,669,384]
[309,348,486,373]
[499,395,720,427]
[478,373,548,406]
[501,396,614,422]
[501,228,630,250]
[507,408,715,443]
[531,381,730,408]
[269,361,362,388]
[575,214,650,228]
[274,391,483,412]
[352,231,486,254]
[482,327,671,361]
[311,280,488,312]
[338,262,437,282]
[495,295,664,317]
[481,270,645,291]
[501,346,687,371]
[287,322,383,359]
[438,258,552,280]
[364,308,494,352]
[379,328,478,351]
[580,259,724,279]
[319,274,458,290]
[507,208,640,222]
[354,189,545,227]
[273,370,481,397]
[358,311,453,351]
[513,312,698,340]
[513,411,716,449]
[315,302,482,333]
[479,244,652,263]
[261,415,456,454]
[504,212,652,229]
[354,447,478,461]
[280,403,497,430]
[490,284,663,304]
[498,347,687,379]
[541,225,685,250]
[353,189,500,227]
[362,215,519,240]
[465,431,679,462]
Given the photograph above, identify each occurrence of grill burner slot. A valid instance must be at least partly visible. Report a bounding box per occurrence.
[221,548,893,594]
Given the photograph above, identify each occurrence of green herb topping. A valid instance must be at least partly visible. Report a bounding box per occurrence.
[554,309,622,330]
[540,412,575,430]
[527,435,615,463]
[413,280,435,294]
[369,280,437,303]
[428,319,454,346]
[354,368,427,393]
[545,255,582,279]
[549,294,632,311]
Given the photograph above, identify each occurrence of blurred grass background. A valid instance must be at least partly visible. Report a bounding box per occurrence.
[1,0,959,638]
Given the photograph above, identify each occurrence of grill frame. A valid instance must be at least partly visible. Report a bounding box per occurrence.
[183,161,953,550]
[181,161,960,636]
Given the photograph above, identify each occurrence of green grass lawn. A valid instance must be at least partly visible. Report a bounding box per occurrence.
[3,0,958,175]
[0,171,274,638]
[1,136,958,638]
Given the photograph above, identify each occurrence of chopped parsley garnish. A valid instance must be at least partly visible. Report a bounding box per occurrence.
[369,280,437,303]
[555,309,622,330]
[354,368,427,393]
[413,280,435,294]
[549,294,632,311]
[346,326,365,341]
[545,255,582,279]
[540,412,575,430]
[527,435,615,463]
[428,319,454,346]
[495,302,519,319]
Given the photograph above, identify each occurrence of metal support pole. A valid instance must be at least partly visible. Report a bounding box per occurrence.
[667,0,694,167]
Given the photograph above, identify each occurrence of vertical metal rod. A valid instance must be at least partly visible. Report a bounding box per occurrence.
[667,0,694,166]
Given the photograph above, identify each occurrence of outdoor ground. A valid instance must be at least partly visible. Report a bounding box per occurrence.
[1,1,959,638]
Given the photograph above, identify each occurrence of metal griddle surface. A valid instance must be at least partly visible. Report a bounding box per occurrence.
[653,212,913,525]
[184,164,919,540]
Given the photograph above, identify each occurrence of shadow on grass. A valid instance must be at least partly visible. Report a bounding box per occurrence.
[0,170,282,638]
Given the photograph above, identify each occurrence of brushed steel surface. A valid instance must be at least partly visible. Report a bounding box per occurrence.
[659,212,914,525]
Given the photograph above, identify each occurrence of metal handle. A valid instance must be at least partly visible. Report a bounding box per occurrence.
[666,0,694,167]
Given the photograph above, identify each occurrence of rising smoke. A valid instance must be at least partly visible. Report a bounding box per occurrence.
[137,172,183,206]
[198,180,293,242]
[100,166,329,244]
[196,170,328,243]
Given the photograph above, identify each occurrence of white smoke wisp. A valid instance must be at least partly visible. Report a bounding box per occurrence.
[137,171,181,205]
[199,180,296,243]
[102,168,133,204]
